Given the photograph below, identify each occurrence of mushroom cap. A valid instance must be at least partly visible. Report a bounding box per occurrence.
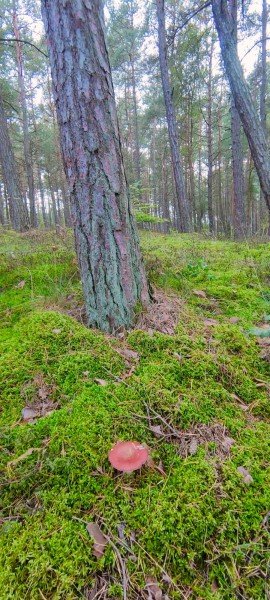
[108,441,149,472]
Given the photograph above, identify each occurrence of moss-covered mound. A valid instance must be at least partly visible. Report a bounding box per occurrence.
[0,230,269,599]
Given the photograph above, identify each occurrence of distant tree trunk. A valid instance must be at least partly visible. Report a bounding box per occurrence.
[217,102,224,235]
[207,38,214,234]
[156,0,190,232]
[0,184,5,225]
[259,0,269,232]
[37,167,48,228]
[260,0,267,134]
[229,0,246,239]
[197,114,203,231]
[188,111,196,231]
[41,0,149,333]
[130,48,141,186]
[12,0,37,228]
[161,148,170,233]
[48,179,60,228]
[0,91,28,231]
[212,0,270,212]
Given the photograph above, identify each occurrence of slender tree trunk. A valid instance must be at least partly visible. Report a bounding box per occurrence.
[48,179,60,228]
[217,103,223,235]
[207,38,214,234]
[162,148,170,233]
[197,114,203,231]
[188,106,196,231]
[130,48,141,186]
[41,0,149,332]
[12,0,37,228]
[229,0,246,239]
[0,184,5,225]
[259,0,269,233]
[0,91,28,231]
[212,0,270,212]
[29,82,48,229]
[37,167,48,228]
[156,0,190,232]
[260,0,267,134]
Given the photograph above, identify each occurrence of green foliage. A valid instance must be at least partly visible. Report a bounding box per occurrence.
[0,231,270,599]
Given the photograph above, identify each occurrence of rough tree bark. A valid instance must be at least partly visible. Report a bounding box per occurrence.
[259,0,268,230]
[129,5,141,188]
[260,0,267,134]
[41,0,149,332]
[212,0,270,212]
[0,90,28,231]
[0,185,5,225]
[207,38,214,234]
[12,0,37,228]
[156,0,190,232]
[230,0,246,239]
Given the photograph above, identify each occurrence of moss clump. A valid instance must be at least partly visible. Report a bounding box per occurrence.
[0,230,269,599]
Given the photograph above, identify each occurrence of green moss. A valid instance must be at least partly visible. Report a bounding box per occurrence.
[0,230,269,599]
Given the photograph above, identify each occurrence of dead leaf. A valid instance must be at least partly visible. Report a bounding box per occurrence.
[211,581,219,592]
[189,438,198,456]
[22,407,39,421]
[117,522,126,541]
[230,393,249,410]
[38,387,49,401]
[15,280,26,289]
[162,573,172,585]
[237,466,253,485]
[203,318,218,326]
[52,328,61,335]
[149,425,163,437]
[193,289,207,298]
[94,378,108,386]
[146,455,156,469]
[7,447,40,468]
[222,437,235,452]
[229,317,239,324]
[173,352,183,362]
[86,522,108,558]
[156,461,166,476]
[145,577,163,599]
[119,348,139,361]
[254,378,269,389]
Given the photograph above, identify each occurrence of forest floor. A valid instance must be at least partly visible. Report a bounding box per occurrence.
[0,229,270,600]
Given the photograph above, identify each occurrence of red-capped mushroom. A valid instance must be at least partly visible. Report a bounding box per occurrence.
[108,441,149,473]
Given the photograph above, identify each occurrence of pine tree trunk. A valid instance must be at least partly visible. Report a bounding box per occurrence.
[49,180,60,228]
[162,148,170,233]
[41,0,149,332]
[0,184,5,225]
[207,39,214,234]
[229,0,246,239]
[259,0,269,233]
[12,0,37,228]
[212,0,270,212]
[61,181,72,228]
[37,167,48,228]
[197,115,203,232]
[130,50,141,186]
[0,90,28,231]
[156,0,190,232]
[260,0,267,134]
